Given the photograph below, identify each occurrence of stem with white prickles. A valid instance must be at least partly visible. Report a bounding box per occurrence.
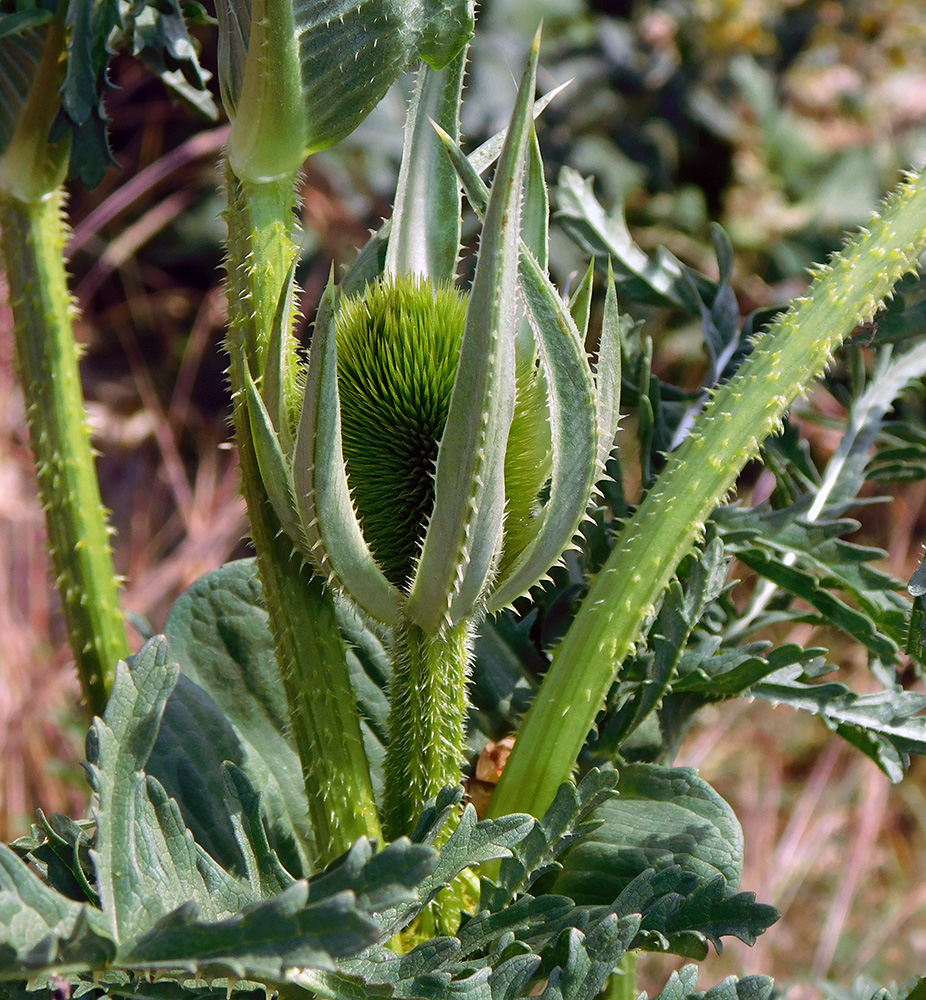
[224,168,382,862]
[383,618,473,840]
[490,167,926,821]
[0,189,128,715]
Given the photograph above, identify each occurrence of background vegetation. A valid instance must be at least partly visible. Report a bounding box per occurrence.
[3,0,926,993]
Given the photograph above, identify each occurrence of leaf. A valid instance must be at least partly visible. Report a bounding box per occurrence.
[222,764,296,898]
[219,0,474,180]
[293,277,405,624]
[647,966,775,1000]
[122,0,217,119]
[118,880,381,980]
[57,0,120,184]
[715,503,908,658]
[385,49,466,282]
[540,918,634,1000]
[158,559,313,874]
[614,866,778,957]
[551,764,744,906]
[434,113,601,614]
[407,33,538,632]
[341,82,569,298]
[554,167,709,313]
[672,641,829,697]
[482,769,620,912]
[372,787,534,935]
[603,539,730,750]
[0,845,116,977]
[750,666,926,782]
[0,21,45,157]
[86,638,188,942]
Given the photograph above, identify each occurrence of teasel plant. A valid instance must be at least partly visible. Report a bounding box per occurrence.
[0,5,131,716]
[218,0,926,866]
[222,11,624,855]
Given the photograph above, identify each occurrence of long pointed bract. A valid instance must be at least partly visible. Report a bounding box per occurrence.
[436,124,601,611]
[385,49,467,283]
[293,279,405,624]
[406,33,541,634]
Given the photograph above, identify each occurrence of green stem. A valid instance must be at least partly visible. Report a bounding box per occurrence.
[383,617,473,840]
[602,953,636,1000]
[224,167,382,862]
[0,188,128,715]
[490,166,926,820]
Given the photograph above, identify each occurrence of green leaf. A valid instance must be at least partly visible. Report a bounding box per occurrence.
[594,264,622,476]
[407,34,538,632]
[434,115,601,614]
[540,918,633,1000]
[716,504,907,658]
[672,641,829,697]
[482,769,620,912]
[0,845,116,977]
[219,0,474,181]
[222,763,296,898]
[293,278,405,624]
[341,81,569,298]
[750,666,926,782]
[551,765,744,906]
[159,559,314,873]
[0,22,45,156]
[615,867,778,956]
[118,879,381,980]
[86,638,187,942]
[604,539,730,750]
[242,358,306,549]
[647,966,775,1000]
[554,168,708,313]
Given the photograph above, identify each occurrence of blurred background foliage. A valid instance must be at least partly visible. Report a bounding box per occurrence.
[3,0,926,994]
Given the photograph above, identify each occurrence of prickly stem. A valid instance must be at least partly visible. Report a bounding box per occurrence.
[224,166,382,861]
[0,189,127,715]
[489,166,926,820]
[383,617,473,841]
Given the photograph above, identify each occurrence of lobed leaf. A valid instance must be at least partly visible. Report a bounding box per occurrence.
[750,666,926,782]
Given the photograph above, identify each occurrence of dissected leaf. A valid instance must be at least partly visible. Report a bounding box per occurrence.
[555,167,709,312]
[647,966,775,1000]
[750,666,926,782]
[482,769,619,911]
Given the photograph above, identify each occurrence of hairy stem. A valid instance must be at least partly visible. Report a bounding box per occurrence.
[224,168,381,861]
[490,167,926,820]
[0,189,127,714]
[384,618,473,840]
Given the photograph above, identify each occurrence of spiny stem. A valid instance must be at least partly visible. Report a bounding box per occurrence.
[490,166,926,820]
[0,189,127,715]
[224,167,382,862]
[384,618,473,840]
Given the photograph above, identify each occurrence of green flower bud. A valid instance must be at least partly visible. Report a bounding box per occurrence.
[336,276,466,587]
[335,274,553,592]
[216,0,475,184]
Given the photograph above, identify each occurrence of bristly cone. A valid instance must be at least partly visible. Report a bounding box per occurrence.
[336,274,553,594]
[337,276,466,588]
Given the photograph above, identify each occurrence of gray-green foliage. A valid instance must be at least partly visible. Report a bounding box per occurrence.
[7,2,926,998]
[0,635,774,997]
